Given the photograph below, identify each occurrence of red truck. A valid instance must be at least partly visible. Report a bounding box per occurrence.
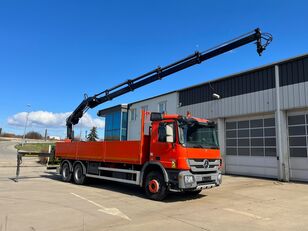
[56,111,222,200]
[55,29,272,200]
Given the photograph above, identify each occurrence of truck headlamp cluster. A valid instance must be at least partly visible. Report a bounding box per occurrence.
[184,175,195,184]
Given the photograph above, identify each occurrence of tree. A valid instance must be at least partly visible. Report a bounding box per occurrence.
[87,127,98,141]
[1,132,17,138]
[25,131,43,139]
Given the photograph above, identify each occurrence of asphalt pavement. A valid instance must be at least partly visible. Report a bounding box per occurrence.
[0,140,18,164]
[0,140,308,231]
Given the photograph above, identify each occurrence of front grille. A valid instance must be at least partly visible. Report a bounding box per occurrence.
[188,159,220,173]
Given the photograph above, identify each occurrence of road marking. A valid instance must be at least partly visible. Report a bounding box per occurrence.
[71,192,131,221]
[223,208,270,221]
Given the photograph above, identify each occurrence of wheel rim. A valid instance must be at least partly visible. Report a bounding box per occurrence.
[63,165,69,179]
[75,166,82,181]
[148,179,160,193]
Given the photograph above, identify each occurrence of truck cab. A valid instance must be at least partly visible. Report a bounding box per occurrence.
[143,112,222,199]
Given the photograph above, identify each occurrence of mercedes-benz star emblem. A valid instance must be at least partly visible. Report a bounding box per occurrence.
[203,159,209,169]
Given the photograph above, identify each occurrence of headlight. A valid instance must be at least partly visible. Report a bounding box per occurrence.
[184,175,194,184]
[216,173,222,186]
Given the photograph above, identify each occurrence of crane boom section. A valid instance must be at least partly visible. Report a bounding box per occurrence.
[66,28,272,139]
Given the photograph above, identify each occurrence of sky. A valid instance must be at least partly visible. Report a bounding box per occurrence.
[0,0,308,139]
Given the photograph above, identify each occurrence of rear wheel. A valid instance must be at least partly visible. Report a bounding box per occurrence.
[61,162,72,182]
[144,171,168,201]
[73,163,86,185]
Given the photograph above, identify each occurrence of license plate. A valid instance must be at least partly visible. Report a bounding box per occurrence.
[202,176,211,181]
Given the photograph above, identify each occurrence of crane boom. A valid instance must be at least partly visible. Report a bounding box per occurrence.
[66,28,272,139]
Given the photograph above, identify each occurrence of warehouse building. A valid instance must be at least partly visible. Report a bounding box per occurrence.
[100,53,308,182]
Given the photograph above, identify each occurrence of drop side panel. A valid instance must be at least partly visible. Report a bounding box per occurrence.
[104,141,142,164]
[55,140,148,165]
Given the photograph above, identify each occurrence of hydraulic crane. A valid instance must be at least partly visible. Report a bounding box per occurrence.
[66,28,272,139]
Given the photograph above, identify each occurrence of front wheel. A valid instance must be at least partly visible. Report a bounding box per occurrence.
[73,163,86,185]
[144,171,168,201]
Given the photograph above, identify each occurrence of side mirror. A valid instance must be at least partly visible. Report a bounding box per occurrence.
[166,125,174,143]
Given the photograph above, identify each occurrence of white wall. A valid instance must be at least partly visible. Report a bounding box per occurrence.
[177,88,276,120]
[280,81,308,110]
[127,92,178,140]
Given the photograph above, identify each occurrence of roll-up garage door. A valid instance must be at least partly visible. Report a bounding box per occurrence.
[288,112,308,182]
[225,115,278,178]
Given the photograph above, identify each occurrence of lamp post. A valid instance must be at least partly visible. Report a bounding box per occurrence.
[212,93,221,99]
[22,104,31,146]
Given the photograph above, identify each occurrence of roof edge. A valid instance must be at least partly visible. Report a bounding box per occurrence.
[178,53,308,92]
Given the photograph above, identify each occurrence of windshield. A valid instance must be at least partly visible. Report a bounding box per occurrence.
[179,123,219,149]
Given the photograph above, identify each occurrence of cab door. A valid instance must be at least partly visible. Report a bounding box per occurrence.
[150,121,177,168]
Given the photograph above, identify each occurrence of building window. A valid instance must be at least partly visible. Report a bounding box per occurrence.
[105,111,121,141]
[104,110,128,141]
[141,105,148,112]
[121,111,128,140]
[158,101,167,113]
[130,108,137,121]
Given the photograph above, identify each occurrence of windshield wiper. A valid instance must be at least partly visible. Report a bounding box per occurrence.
[192,144,219,149]
[204,145,219,149]
[193,144,204,148]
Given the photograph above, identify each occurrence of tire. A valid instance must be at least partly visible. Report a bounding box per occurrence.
[73,163,86,185]
[184,189,202,196]
[61,162,72,182]
[144,171,168,201]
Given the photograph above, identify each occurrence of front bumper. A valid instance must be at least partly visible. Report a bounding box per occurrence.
[178,170,222,190]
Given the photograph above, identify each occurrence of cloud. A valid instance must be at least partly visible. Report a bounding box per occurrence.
[7,111,104,129]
